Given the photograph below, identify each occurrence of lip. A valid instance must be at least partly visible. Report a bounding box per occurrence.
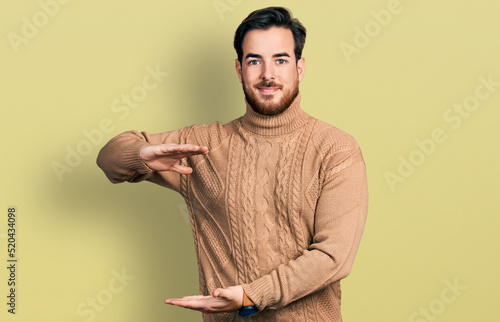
[257,87,280,93]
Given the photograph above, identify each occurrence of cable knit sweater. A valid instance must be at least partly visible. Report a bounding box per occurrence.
[97,92,368,322]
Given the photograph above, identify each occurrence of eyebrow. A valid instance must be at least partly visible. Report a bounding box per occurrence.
[245,52,291,60]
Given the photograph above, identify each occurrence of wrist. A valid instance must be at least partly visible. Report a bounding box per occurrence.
[242,290,254,307]
[238,290,257,317]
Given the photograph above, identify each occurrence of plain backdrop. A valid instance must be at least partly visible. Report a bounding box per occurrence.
[1,0,499,321]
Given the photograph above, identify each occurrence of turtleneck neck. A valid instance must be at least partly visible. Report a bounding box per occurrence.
[240,92,309,136]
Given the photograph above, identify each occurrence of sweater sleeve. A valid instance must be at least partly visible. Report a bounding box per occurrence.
[242,145,368,310]
[96,128,190,192]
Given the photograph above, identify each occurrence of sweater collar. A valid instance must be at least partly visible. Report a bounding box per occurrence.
[241,92,308,136]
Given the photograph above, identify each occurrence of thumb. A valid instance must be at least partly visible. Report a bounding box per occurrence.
[171,164,193,175]
[212,288,225,298]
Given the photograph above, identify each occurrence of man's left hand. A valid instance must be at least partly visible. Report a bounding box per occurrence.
[165,285,243,314]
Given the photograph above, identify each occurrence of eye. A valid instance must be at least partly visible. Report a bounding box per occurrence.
[276,59,287,64]
[248,60,260,66]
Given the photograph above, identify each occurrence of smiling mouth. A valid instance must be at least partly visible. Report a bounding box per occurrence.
[256,83,282,93]
[258,87,280,92]
[255,80,282,92]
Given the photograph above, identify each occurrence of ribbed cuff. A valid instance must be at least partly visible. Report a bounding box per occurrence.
[121,140,154,175]
[242,274,277,310]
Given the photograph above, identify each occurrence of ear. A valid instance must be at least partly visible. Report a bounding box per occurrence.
[297,57,305,83]
[235,59,243,83]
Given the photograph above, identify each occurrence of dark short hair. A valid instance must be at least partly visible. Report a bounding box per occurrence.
[234,7,306,64]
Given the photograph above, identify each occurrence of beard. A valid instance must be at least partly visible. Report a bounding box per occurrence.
[243,77,299,116]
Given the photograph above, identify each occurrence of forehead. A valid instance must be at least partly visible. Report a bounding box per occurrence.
[242,27,295,58]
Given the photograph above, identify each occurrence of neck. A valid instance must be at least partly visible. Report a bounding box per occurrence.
[241,92,308,136]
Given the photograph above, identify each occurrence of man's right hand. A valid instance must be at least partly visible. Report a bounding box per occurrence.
[139,144,208,174]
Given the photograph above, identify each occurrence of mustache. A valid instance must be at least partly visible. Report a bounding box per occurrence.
[255,80,283,89]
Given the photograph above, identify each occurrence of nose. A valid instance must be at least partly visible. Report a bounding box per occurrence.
[261,62,275,81]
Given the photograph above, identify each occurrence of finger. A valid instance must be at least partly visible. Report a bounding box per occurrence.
[167,298,205,310]
[181,295,206,300]
[164,297,184,304]
[165,295,206,304]
[171,164,193,175]
[213,287,232,299]
[212,288,222,298]
[165,297,235,314]
[159,144,208,154]
[154,149,208,161]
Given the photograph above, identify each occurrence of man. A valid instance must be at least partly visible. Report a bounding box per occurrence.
[97,6,368,321]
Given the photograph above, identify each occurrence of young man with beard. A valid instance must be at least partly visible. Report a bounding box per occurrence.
[97,6,368,321]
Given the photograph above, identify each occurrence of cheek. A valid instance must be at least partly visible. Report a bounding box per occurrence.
[242,67,262,82]
[282,69,298,84]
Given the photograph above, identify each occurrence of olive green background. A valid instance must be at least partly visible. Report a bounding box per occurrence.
[1,0,499,321]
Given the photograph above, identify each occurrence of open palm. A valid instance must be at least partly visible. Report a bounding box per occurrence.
[139,143,208,174]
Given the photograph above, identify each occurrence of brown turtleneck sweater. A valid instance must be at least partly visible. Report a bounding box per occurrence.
[97,93,368,321]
